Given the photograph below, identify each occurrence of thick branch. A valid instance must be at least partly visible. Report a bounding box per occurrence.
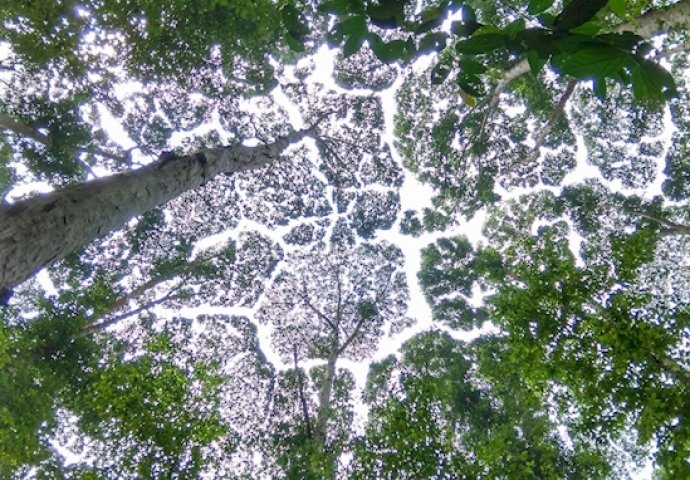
[337,313,369,356]
[639,213,690,236]
[0,113,51,145]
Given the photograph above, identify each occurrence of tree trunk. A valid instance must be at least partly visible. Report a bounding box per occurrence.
[314,348,338,453]
[0,129,309,296]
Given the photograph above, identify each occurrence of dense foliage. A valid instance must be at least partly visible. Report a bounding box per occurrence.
[1,0,690,478]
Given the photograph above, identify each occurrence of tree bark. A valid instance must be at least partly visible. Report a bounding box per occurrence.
[314,348,338,453]
[0,129,310,295]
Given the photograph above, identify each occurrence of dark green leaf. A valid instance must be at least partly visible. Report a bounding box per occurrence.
[455,33,506,54]
[367,0,407,29]
[339,15,367,36]
[415,7,444,34]
[569,20,602,35]
[451,21,482,37]
[343,30,367,57]
[282,5,309,39]
[457,57,486,74]
[629,57,677,102]
[593,78,607,100]
[526,50,547,73]
[318,0,354,15]
[460,5,476,22]
[505,19,526,39]
[457,74,485,96]
[553,48,627,79]
[528,0,554,15]
[418,32,448,54]
[553,34,607,54]
[430,62,451,84]
[554,0,608,32]
[285,33,305,53]
[371,38,410,63]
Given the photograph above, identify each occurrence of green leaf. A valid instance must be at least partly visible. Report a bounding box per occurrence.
[319,0,364,15]
[608,0,626,17]
[538,13,556,27]
[343,31,366,57]
[371,38,410,63]
[339,14,367,36]
[526,50,547,74]
[505,19,526,39]
[339,14,368,57]
[461,5,476,22]
[528,0,554,15]
[455,33,506,54]
[554,48,627,79]
[629,57,677,102]
[367,0,406,29]
[457,73,485,97]
[430,62,451,85]
[593,78,607,100]
[418,32,448,54]
[415,7,444,34]
[569,20,602,35]
[553,34,606,54]
[282,5,309,39]
[451,21,482,37]
[457,57,486,74]
[285,33,305,53]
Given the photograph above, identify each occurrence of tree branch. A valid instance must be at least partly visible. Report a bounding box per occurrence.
[510,79,577,172]
[0,112,130,164]
[639,213,690,236]
[0,113,51,145]
[79,278,183,336]
[301,288,338,333]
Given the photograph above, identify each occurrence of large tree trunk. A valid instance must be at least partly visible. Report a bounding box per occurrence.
[0,129,309,296]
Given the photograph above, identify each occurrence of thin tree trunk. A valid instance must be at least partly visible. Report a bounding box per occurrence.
[0,129,311,296]
[294,345,313,439]
[314,347,338,453]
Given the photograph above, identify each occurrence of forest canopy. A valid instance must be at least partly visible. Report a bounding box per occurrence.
[1,0,690,478]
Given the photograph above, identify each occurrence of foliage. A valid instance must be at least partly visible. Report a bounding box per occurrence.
[352,330,612,479]
[320,0,677,102]
[420,189,690,474]
[2,0,690,477]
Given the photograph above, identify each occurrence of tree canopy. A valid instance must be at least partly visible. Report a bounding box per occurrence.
[1,0,690,478]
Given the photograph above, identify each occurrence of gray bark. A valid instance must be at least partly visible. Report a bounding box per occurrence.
[0,129,310,295]
[314,348,338,453]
